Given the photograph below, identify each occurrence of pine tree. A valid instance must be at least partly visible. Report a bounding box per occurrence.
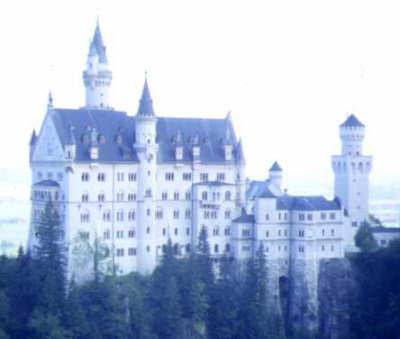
[63,279,89,339]
[34,201,67,312]
[355,223,378,252]
[0,290,9,339]
[150,240,182,339]
[207,255,240,339]
[238,244,270,339]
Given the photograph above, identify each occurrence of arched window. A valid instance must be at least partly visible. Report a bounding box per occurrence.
[80,210,90,223]
[202,191,208,200]
[128,210,136,221]
[214,244,219,253]
[224,209,231,219]
[116,210,124,222]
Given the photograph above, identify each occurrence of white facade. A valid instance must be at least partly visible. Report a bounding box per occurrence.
[29,23,374,283]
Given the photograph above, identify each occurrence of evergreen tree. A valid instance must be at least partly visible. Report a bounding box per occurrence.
[238,244,270,339]
[207,255,240,339]
[29,309,68,339]
[355,223,378,252]
[196,226,214,290]
[0,290,9,339]
[34,201,67,311]
[63,279,89,339]
[150,240,182,339]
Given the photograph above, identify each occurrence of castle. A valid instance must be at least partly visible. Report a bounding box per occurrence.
[28,22,374,286]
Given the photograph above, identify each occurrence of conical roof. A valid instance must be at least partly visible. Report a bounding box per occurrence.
[340,114,364,128]
[137,77,155,117]
[269,161,282,172]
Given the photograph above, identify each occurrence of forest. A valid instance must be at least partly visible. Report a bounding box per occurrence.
[0,202,399,339]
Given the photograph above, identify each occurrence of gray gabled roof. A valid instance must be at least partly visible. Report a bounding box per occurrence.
[232,208,255,223]
[269,161,282,172]
[246,180,271,200]
[137,78,155,117]
[49,108,241,164]
[276,196,341,211]
[340,114,364,128]
[235,139,245,165]
[89,21,107,64]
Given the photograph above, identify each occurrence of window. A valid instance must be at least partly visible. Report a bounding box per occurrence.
[163,228,166,236]
[225,244,230,252]
[174,228,178,236]
[81,172,89,181]
[128,230,135,238]
[225,191,231,201]
[146,227,151,234]
[116,210,124,221]
[116,248,124,257]
[186,227,190,235]
[278,230,282,236]
[103,231,110,240]
[128,210,136,221]
[81,193,89,202]
[57,172,63,181]
[147,209,151,216]
[224,228,230,236]
[173,209,180,219]
[128,193,136,201]
[117,192,124,201]
[103,210,111,222]
[278,213,281,220]
[321,212,326,220]
[352,221,358,227]
[331,245,335,252]
[321,245,325,251]
[299,246,305,253]
[165,172,174,181]
[265,213,270,221]
[329,212,336,220]
[147,246,150,252]
[284,212,288,221]
[80,232,90,240]
[214,244,219,253]
[224,210,231,219]
[116,230,124,239]
[117,172,124,181]
[98,193,105,202]
[37,172,43,180]
[202,191,208,200]
[185,192,191,200]
[284,230,288,237]
[322,229,325,236]
[299,213,305,221]
[213,227,220,236]
[266,230,269,237]
[200,173,209,182]
[299,230,305,237]
[211,211,217,219]
[331,229,335,236]
[98,173,106,181]
[128,248,136,256]
[242,229,251,237]
[156,209,163,219]
[183,173,192,181]
[307,213,313,221]
[185,209,191,219]
[162,192,168,200]
[80,211,90,223]
[128,173,137,181]
[186,244,191,252]
[217,173,225,181]
[173,192,179,200]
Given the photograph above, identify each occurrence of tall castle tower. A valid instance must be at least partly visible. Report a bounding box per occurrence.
[82,20,112,109]
[134,76,159,274]
[332,114,373,248]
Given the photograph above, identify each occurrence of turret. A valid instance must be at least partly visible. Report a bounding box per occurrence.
[89,127,99,160]
[134,75,158,274]
[65,124,76,161]
[332,114,373,250]
[339,114,365,156]
[269,161,282,190]
[175,130,184,161]
[29,129,37,161]
[82,20,112,109]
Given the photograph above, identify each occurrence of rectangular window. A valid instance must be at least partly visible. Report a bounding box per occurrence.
[183,173,192,181]
[128,173,137,181]
[185,192,191,200]
[329,212,336,220]
[165,172,174,181]
[117,172,124,181]
[81,172,89,182]
[331,229,335,236]
[82,194,89,202]
[116,248,124,257]
[128,248,136,256]
[173,192,179,200]
[217,172,225,181]
[321,212,326,220]
[162,192,168,200]
[128,230,135,238]
[307,213,313,221]
[299,213,305,221]
[128,193,136,201]
[185,209,191,219]
[103,231,110,240]
[116,230,124,238]
[186,227,190,235]
[200,173,209,182]
[98,173,106,182]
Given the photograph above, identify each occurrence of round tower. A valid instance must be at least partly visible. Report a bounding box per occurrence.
[134,76,159,274]
[332,114,373,249]
[269,161,283,190]
[82,20,112,109]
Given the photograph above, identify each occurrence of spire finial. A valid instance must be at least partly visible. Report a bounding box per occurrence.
[48,91,53,109]
[137,74,155,117]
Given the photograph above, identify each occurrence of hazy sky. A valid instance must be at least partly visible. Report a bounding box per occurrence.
[1,0,400,188]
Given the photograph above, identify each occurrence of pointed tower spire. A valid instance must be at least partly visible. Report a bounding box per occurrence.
[29,129,37,146]
[83,19,112,109]
[137,74,155,117]
[236,138,245,164]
